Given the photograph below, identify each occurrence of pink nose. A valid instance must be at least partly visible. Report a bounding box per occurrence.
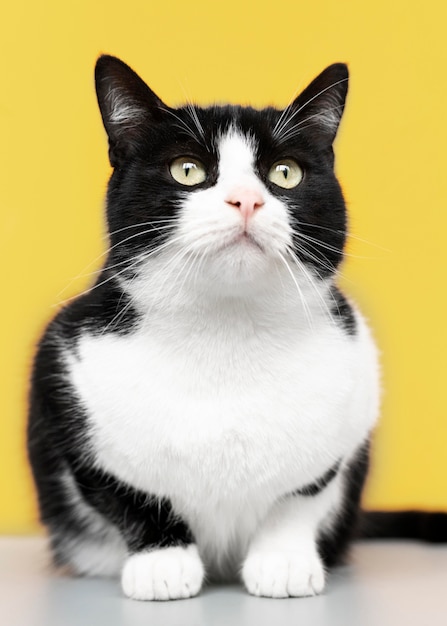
[225,188,265,220]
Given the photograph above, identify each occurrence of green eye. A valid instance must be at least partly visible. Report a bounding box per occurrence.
[170,157,207,186]
[268,159,303,189]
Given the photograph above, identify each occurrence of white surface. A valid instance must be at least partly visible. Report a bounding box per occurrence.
[1,537,447,625]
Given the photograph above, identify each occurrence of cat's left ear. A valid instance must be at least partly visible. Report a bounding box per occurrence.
[95,55,166,167]
[282,63,349,148]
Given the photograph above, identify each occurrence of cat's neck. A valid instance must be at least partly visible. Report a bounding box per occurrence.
[120,256,336,338]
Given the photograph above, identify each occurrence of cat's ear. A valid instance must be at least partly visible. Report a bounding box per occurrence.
[283,64,349,147]
[95,55,166,167]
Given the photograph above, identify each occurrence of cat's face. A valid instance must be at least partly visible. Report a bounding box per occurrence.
[95,56,348,298]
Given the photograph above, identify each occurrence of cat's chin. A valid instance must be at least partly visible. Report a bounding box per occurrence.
[197,241,280,298]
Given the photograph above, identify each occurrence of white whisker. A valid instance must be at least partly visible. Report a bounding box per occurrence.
[273,77,347,141]
[277,251,314,330]
[159,107,203,145]
[292,220,390,253]
[176,79,207,145]
[286,247,335,326]
[290,236,338,276]
[143,241,199,319]
[56,225,177,299]
[193,244,212,288]
[176,248,201,300]
[272,84,304,138]
[291,229,377,264]
[185,102,207,147]
[99,295,135,336]
[105,219,177,240]
[276,105,344,143]
[55,233,186,307]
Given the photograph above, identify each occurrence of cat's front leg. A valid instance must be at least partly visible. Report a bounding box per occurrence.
[70,465,205,601]
[241,477,341,598]
[118,497,205,601]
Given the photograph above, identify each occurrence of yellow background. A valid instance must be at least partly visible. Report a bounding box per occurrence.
[1,0,446,533]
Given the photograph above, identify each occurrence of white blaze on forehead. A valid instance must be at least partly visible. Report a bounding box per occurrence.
[217,129,263,189]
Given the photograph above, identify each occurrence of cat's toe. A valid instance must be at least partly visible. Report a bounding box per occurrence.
[242,549,325,598]
[121,544,204,601]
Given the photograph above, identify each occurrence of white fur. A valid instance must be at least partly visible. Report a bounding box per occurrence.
[242,476,341,597]
[65,129,380,592]
[131,130,295,301]
[121,545,204,600]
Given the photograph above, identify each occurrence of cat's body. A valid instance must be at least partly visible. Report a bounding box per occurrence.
[29,56,383,600]
[55,266,378,579]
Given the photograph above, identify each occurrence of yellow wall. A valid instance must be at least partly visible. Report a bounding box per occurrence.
[1,0,446,533]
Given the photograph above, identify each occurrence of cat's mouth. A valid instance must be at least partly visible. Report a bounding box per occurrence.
[220,232,265,254]
[236,232,264,249]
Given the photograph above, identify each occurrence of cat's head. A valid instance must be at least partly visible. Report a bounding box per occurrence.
[95,55,348,300]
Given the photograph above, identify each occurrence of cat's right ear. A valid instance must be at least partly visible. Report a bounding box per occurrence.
[95,55,166,167]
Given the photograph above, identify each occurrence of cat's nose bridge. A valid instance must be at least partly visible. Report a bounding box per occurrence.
[225,187,265,221]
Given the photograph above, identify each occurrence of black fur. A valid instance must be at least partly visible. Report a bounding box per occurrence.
[294,461,341,497]
[330,286,357,336]
[317,441,371,567]
[70,465,193,553]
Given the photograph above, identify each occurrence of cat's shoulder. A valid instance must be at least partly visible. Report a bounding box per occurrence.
[47,275,140,343]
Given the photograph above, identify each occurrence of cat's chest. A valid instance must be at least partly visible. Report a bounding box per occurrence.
[67,319,372,499]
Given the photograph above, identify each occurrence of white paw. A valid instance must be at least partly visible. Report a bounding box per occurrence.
[121,544,204,601]
[242,549,325,598]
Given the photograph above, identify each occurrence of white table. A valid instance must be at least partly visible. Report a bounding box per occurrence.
[1,537,446,625]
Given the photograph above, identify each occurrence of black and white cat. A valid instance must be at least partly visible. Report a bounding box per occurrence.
[27,56,444,601]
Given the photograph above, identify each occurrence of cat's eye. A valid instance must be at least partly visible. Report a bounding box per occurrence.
[170,157,207,186]
[268,159,303,189]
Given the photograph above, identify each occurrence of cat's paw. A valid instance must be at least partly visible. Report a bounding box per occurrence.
[121,544,204,601]
[241,549,325,598]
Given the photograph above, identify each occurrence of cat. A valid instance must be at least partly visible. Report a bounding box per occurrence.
[27,55,446,601]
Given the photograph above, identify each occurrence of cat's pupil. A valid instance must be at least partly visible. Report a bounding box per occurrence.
[278,165,289,179]
[184,163,195,177]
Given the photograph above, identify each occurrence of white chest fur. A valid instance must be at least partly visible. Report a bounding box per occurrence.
[67,302,379,563]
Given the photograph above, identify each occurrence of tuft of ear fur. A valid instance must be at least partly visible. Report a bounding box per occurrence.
[95,55,166,167]
[274,63,349,148]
